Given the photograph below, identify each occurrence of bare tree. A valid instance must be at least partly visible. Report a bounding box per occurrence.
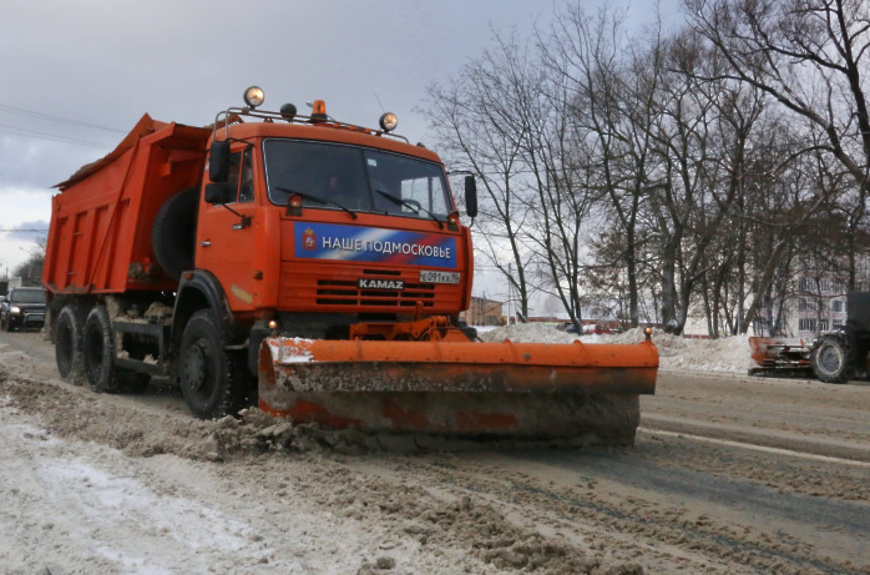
[687,0,870,290]
[13,238,46,284]
[423,33,540,320]
[425,28,603,328]
[540,4,667,328]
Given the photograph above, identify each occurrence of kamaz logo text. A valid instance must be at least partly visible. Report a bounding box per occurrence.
[358,278,405,290]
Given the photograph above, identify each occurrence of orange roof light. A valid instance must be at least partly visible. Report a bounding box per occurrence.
[310,100,328,123]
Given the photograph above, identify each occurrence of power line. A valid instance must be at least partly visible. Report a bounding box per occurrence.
[0,123,112,148]
[0,103,126,133]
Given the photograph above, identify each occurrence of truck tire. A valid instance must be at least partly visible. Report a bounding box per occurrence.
[2,314,12,332]
[82,305,151,394]
[55,304,86,383]
[811,332,855,383]
[178,309,241,420]
[152,187,198,281]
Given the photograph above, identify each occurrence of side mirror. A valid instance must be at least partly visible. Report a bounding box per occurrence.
[204,183,235,205]
[209,141,230,183]
[464,175,478,219]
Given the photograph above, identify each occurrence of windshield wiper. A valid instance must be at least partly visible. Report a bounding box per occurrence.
[276,186,358,219]
[375,190,444,229]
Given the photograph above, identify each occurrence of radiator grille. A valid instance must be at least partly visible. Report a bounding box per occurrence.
[315,278,436,307]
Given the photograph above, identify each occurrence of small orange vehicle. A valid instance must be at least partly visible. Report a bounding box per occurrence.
[42,87,658,443]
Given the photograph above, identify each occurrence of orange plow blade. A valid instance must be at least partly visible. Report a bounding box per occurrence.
[258,337,658,444]
[748,336,813,376]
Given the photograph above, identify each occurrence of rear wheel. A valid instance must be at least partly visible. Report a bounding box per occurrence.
[82,305,150,394]
[178,309,247,419]
[1,315,12,332]
[811,333,855,383]
[55,305,86,383]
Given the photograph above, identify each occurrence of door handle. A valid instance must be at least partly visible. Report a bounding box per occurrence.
[201,240,212,247]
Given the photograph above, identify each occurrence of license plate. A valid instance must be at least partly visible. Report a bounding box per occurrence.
[419,270,460,284]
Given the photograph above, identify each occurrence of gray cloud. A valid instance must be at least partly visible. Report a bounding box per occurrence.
[0,0,677,274]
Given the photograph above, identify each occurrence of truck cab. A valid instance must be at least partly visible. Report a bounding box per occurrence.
[194,94,476,344]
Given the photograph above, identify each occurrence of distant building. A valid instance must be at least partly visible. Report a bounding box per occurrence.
[753,265,870,338]
[461,296,504,326]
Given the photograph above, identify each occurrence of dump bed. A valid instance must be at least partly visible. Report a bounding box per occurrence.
[43,115,210,294]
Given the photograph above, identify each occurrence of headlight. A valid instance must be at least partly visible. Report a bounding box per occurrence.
[244,86,265,108]
[11,306,21,314]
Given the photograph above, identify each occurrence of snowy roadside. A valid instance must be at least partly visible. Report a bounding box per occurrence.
[479,323,754,374]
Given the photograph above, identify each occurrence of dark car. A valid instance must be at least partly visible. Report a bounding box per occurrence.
[0,287,47,332]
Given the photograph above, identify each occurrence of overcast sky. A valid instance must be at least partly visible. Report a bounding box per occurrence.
[0,0,679,303]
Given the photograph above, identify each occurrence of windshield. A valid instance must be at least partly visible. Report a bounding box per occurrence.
[263,139,453,218]
[10,289,45,304]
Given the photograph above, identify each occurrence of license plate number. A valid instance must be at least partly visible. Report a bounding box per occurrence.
[420,270,460,284]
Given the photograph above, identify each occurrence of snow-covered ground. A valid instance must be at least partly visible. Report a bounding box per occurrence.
[0,326,756,574]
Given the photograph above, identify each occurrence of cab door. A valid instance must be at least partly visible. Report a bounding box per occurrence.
[196,145,261,311]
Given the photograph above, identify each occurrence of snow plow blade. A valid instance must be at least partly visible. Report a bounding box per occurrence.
[258,337,658,444]
[748,336,813,376]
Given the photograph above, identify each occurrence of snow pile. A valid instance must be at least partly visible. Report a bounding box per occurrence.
[649,332,753,373]
[479,324,753,373]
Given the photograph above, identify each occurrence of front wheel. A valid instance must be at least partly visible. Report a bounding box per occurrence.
[811,333,855,384]
[178,309,244,420]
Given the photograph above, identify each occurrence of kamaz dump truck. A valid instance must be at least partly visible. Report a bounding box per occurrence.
[42,87,658,444]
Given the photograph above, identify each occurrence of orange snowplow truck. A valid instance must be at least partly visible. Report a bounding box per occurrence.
[43,87,658,444]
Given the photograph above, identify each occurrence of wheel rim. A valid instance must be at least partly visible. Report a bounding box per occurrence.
[183,341,208,392]
[817,343,843,375]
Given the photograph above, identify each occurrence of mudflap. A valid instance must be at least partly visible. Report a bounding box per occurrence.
[258,337,658,444]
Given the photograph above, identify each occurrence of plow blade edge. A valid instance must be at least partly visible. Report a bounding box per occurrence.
[259,338,658,442]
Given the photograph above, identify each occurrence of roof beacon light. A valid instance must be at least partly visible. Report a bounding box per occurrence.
[379,112,398,132]
[244,86,265,108]
[310,100,328,123]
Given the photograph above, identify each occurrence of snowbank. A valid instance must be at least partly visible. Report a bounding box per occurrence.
[478,324,752,373]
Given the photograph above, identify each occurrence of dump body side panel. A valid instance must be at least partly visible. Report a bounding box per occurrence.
[43,121,210,295]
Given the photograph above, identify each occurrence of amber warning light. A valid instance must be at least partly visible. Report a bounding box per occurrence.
[310,100,328,123]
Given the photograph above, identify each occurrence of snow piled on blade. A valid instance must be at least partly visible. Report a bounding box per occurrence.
[479,324,753,374]
[268,338,316,363]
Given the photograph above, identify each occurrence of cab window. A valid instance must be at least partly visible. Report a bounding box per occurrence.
[224,147,255,204]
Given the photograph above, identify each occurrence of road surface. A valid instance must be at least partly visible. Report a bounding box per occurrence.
[0,329,867,574]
